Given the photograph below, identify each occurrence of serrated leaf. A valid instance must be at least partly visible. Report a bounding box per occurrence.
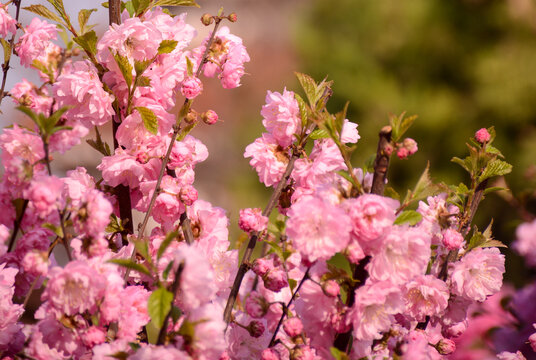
[134,59,153,75]
[403,163,441,205]
[0,38,11,64]
[310,128,330,140]
[478,159,513,184]
[295,72,318,107]
[158,231,178,260]
[394,210,423,226]
[108,259,152,277]
[154,0,200,7]
[136,106,158,135]
[478,239,508,248]
[46,0,71,28]
[148,287,173,329]
[23,4,63,23]
[485,144,504,158]
[483,186,509,196]
[451,156,471,173]
[158,39,178,54]
[111,50,133,88]
[43,223,64,238]
[78,8,97,33]
[135,76,151,87]
[74,30,98,56]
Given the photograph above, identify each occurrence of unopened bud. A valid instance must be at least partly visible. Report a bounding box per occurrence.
[201,13,214,26]
[322,280,340,297]
[283,317,303,337]
[436,338,456,355]
[475,128,491,144]
[227,12,237,22]
[179,185,198,206]
[202,110,218,125]
[247,320,265,338]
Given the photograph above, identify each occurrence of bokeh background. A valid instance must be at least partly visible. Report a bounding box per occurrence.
[3,0,536,285]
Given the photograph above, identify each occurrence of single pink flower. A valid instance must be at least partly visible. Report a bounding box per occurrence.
[180,76,203,99]
[261,89,301,148]
[239,208,268,233]
[475,128,491,143]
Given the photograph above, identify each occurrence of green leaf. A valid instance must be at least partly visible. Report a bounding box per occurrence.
[451,156,471,174]
[153,0,200,7]
[23,5,63,23]
[109,352,128,360]
[108,259,152,277]
[158,39,178,55]
[265,240,286,261]
[394,210,423,226]
[101,2,109,8]
[294,93,309,128]
[74,30,98,56]
[16,106,39,123]
[0,38,11,64]
[330,347,350,360]
[136,0,153,14]
[170,305,182,324]
[483,186,509,196]
[148,287,174,329]
[295,72,318,107]
[327,253,353,280]
[136,106,158,135]
[162,260,174,280]
[485,144,504,158]
[135,76,151,87]
[86,127,111,156]
[111,50,133,88]
[78,8,97,33]
[288,278,297,292]
[105,214,123,233]
[309,128,330,140]
[124,1,136,17]
[133,240,150,261]
[46,0,71,27]
[134,59,153,75]
[186,56,194,77]
[43,223,64,238]
[478,159,513,184]
[146,319,159,344]
[158,231,178,260]
[403,163,442,205]
[384,186,400,200]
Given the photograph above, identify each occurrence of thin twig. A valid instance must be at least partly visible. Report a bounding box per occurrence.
[267,268,310,347]
[371,126,392,195]
[7,199,27,252]
[0,0,22,108]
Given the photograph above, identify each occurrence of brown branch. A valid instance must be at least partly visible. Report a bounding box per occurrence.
[109,0,121,26]
[268,268,310,347]
[371,126,392,195]
[7,199,28,252]
[223,152,299,324]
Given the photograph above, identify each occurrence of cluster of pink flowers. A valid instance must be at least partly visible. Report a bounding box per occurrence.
[0,2,524,359]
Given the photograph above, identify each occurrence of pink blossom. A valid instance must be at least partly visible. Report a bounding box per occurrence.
[442,228,464,251]
[239,208,268,233]
[262,267,288,292]
[187,199,230,255]
[73,189,113,238]
[81,326,106,348]
[116,286,150,341]
[42,260,106,316]
[350,280,404,341]
[129,346,190,360]
[245,291,269,318]
[283,317,303,337]
[21,251,48,276]
[513,218,536,267]
[167,135,209,170]
[252,257,274,276]
[244,133,289,187]
[340,119,360,143]
[225,312,272,359]
[62,167,96,208]
[261,89,301,148]
[53,61,114,127]
[286,195,351,262]
[16,18,57,68]
[367,226,431,284]
[180,76,203,99]
[97,17,162,72]
[529,326,536,351]
[496,351,527,360]
[403,137,418,155]
[98,149,146,188]
[343,194,399,254]
[179,185,198,205]
[11,79,53,114]
[397,147,409,159]
[0,4,16,38]
[403,275,449,321]
[475,128,491,143]
[173,244,217,311]
[450,247,505,302]
[24,175,64,218]
[143,10,196,51]
[188,302,227,360]
[0,264,24,353]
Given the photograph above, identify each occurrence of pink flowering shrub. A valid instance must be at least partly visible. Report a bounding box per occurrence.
[0,1,527,359]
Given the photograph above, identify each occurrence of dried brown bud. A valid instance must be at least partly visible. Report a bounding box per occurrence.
[227,12,237,22]
[201,13,214,26]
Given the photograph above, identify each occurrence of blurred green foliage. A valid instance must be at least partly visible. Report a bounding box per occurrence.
[295,0,536,284]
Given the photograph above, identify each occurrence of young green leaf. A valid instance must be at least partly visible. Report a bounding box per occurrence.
[154,0,200,7]
[136,106,158,135]
[74,31,98,56]
[478,159,513,184]
[330,347,350,360]
[134,59,153,75]
[309,128,330,140]
[0,38,11,64]
[394,210,423,226]
[157,231,179,260]
[158,39,178,55]
[23,5,63,23]
[186,57,194,77]
[111,50,133,88]
[78,8,97,34]
[147,286,174,329]
[295,72,318,107]
[108,259,152,277]
[135,76,151,87]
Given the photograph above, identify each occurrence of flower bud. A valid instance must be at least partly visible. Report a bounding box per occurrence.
[247,320,265,338]
[436,338,456,355]
[181,76,203,99]
[403,137,418,155]
[263,268,288,292]
[179,185,198,206]
[228,12,237,22]
[322,280,340,297]
[239,208,268,233]
[202,109,219,125]
[475,128,491,144]
[397,147,409,160]
[184,110,198,124]
[252,257,273,276]
[245,291,270,318]
[201,13,214,26]
[283,317,303,337]
[441,228,464,251]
